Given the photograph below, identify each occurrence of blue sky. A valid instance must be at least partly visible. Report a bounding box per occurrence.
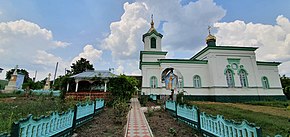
[0,0,290,80]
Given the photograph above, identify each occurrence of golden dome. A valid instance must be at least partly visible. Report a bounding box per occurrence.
[206,34,216,42]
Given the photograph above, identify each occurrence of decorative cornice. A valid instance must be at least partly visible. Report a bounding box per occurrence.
[256,61,281,66]
[140,51,168,62]
[139,61,160,70]
[190,46,258,60]
[158,59,208,64]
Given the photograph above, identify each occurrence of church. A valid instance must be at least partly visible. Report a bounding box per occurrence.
[139,18,286,102]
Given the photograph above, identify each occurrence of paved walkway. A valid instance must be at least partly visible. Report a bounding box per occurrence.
[125,98,153,137]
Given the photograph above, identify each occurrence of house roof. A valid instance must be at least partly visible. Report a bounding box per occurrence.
[71,70,117,79]
[190,46,258,60]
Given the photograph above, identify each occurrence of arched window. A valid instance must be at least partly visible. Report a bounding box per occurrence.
[150,76,158,88]
[239,70,248,87]
[193,75,201,88]
[151,37,156,48]
[225,69,235,88]
[261,76,270,89]
[178,77,184,88]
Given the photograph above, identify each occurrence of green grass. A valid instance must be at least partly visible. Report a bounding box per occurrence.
[244,100,290,108]
[190,102,290,137]
[0,80,8,90]
[0,95,77,133]
[0,93,22,98]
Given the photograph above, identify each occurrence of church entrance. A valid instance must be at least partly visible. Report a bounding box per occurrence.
[161,68,184,100]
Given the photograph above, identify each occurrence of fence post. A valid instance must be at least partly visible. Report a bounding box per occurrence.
[256,127,262,137]
[196,108,201,133]
[94,99,97,115]
[175,101,178,118]
[10,122,19,137]
[71,104,78,133]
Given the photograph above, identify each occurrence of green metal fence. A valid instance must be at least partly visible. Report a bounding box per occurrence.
[165,100,262,137]
[0,99,105,137]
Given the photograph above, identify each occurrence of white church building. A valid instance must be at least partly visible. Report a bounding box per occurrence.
[139,18,286,102]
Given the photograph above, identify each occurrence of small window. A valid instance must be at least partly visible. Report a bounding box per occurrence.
[262,76,270,89]
[151,37,156,48]
[150,76,157,88]
[178,77,184,88]
[193,75,201,88]
[225,69,235,88]
[239,70,248,87]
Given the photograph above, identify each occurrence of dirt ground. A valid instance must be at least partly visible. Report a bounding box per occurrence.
[74,107,127,137]
[145,109,201,137]
[192,101,290,118]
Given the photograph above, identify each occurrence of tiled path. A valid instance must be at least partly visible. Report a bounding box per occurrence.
[125,98,153,137]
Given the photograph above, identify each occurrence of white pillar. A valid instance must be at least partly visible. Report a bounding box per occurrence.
[104,82,107,92]
[75,81,79,92]
[104,79,109,92]
[66,83,70,92]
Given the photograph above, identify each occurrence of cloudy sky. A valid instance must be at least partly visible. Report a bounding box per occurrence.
[0,0,290,81]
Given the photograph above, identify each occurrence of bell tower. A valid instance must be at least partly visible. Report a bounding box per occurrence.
[139,15,167,70]
[142,15,163,51]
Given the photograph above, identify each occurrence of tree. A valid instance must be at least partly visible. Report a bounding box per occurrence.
[108,75,138,102]
[6,68,31,83]
[280,75,290,99]
[70,58,94,75]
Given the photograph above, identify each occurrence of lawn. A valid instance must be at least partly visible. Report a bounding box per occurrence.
[244,100,290,108]
[0,80,8,90]
[0,94,76,133]
[190,101,290,137]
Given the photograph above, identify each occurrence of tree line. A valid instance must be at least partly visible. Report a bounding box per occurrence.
[2,58,289,100]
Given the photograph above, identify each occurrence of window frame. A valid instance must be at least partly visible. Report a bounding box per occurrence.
[150,76,158,88]
[238,69,248,88]
[150,37,156,49]
[193,75,201,88]
[225,69,235,88]
[261,76,270,89]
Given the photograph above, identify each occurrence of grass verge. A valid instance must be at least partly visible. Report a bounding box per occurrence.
[0,95,76,133]
[190,102,290,137]
[244,100,290,108]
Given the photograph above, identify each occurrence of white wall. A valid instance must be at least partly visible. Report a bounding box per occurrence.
[257,65,282,88]
[142,54,165,62]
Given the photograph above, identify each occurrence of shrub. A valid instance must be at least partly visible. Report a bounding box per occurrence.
[169,127,177,136]
[113,99,129,124]
[139,95,148,107]
[147,108,154,117]
[284,86,290,100]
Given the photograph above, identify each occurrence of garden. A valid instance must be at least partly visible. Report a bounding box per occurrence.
[0,93,76,133]
[189,100,290,137]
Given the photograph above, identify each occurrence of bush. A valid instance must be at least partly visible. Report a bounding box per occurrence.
[284,86,290,100]
[113,99,129,124]
[139,95,148,107]
[147,108,154,117]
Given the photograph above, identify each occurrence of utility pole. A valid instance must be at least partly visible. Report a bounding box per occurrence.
[33,70,37,82]
[52,62,58,87]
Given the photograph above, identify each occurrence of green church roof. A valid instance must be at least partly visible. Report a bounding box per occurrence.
[142,29,163,42]
[256,61,281,66]
[190,46,258,60]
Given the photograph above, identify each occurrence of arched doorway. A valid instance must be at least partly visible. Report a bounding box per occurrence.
[161,68,183,100]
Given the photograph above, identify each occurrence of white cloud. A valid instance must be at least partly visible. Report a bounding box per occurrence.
[214,15,290,75]
[116,65,124,75]
[102,0,226,75]
[102,2,149,60]
[0,19,69,80]
[72,45,103,65]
